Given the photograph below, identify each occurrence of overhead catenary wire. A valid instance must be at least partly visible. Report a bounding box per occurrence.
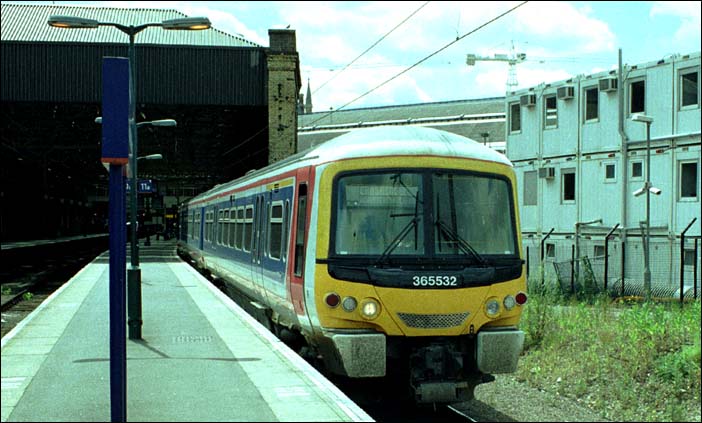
[306,1,529,128]
[227,2,529,171]
[312,1,431,95]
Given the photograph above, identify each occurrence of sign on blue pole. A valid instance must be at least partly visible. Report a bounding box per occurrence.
[102,57,129,423]
[102,58,130,165]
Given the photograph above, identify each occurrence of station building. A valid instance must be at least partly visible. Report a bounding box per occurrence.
[1,3,301,241]
[297,97,506,154]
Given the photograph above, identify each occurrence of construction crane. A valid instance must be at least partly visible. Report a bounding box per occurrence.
[466,42,526,92]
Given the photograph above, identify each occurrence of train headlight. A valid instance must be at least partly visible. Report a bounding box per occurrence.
[342,296,358,312]
[485,298,501,317]
[360,298,381,320]
[503,295,516,311]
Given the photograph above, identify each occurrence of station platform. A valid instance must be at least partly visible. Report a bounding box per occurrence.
[1,239,372,422]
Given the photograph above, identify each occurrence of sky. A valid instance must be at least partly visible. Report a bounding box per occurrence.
[19,1,702,112]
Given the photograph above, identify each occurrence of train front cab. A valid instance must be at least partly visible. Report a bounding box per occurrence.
[310,155,527,404]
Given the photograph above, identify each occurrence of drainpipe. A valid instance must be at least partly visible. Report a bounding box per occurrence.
[618,49,629,278]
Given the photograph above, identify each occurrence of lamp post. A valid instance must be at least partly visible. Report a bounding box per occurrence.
[631,113,658,301]
[50,15,209,340]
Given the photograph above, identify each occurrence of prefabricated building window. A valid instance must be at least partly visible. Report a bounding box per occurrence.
[631,161,643,179]
[562,168,576,203]
[680,161,699,200]
[680,69,699,108]
[604,163,616,182]
[584,87,599,121]
[544,95,558,128]
[509,102,521,132]
[545,243,555,259]
[630,80,645,114]
[523,170,537,206]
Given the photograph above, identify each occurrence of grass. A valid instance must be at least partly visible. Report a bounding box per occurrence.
[516,284,701,422]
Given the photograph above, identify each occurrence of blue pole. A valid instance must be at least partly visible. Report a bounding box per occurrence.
[108,164,127,422]
[102,56,130,423]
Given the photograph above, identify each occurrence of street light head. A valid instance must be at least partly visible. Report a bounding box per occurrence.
[631,113,653,124]
[138,154,163,161]
[150,119,177,127]
[48,15,99,28]
[161,17,211,30]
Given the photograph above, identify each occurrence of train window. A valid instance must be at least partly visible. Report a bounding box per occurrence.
[227,208,236,248]
[433,173,516,255]
[217,210,224,245]
[244,205,254,252]
[236,207,244,250]
[335,173,424,256]
[224,209,231,246]
[294,184,308,276]
[283,200,290,262]
[195,212,201,240]
[269,202,284,260]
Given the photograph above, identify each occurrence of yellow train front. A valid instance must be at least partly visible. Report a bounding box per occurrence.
[305,127,527,404]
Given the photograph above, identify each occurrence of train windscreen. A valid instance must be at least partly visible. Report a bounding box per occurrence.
[333,170,517,261]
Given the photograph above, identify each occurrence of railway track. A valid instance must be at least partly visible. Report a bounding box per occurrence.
[1,241,107,338]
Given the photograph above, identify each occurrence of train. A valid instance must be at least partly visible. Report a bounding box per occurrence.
[176,126,527,404]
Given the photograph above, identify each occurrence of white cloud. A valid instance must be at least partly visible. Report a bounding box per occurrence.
[650,1,702,45]
[513,1,616,53]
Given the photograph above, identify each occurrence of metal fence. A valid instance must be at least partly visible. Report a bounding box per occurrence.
[524,220,700,304]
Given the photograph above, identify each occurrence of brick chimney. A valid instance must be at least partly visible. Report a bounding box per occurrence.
[267,29,301,164]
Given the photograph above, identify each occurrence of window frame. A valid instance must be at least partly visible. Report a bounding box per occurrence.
[523,170,537,206]
[604,162,616,183]
[629,78,646,115]
[544,94,558,129]
[630,160,644,181]
[561,168,576,204]
[268,201,285,261]
[509,102,521,133]
[678,160,699,202]
[679,67,700,110]
[584,86,599,122]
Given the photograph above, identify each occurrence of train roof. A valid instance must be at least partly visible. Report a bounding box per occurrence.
[189,126,512,204]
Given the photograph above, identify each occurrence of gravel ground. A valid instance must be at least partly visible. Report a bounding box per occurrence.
[454,374,611,422]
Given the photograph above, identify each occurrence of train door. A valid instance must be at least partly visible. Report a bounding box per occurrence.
[198,208,204,251]
[251,193,268,298]
[289,167,311,319]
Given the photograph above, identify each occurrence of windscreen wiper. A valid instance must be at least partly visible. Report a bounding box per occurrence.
[375,177,421,266]
[374,216,420,266]
[435,219,488,265]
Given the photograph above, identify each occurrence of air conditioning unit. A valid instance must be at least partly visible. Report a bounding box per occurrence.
[599,77,618,92]
[557,86,574,100]
[520,94,536,107]
[538,167,555,179]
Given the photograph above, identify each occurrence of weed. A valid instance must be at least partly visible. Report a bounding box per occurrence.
[517,292,701,422]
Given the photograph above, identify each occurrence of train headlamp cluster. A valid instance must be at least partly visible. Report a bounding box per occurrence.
[324,292,381,320]
[485,291,528,318]
[360,298,381,319]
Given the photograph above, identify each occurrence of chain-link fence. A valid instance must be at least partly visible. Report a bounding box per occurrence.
[523,224,700,304]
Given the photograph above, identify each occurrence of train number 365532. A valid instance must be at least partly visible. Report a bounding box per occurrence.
[412,275,458,287]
